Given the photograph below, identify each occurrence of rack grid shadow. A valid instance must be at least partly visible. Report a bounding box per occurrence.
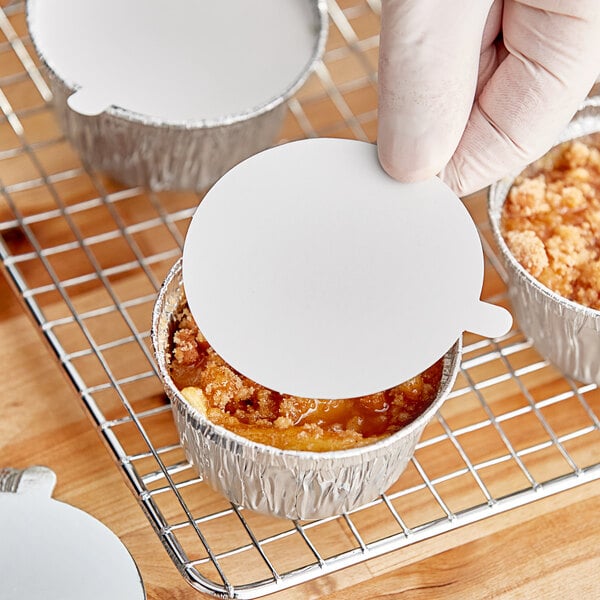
[1,1,599,598]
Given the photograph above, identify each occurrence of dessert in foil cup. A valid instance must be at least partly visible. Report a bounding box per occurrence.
[488,98,600,384]
[152,259,461,520]
[26,1,328,191]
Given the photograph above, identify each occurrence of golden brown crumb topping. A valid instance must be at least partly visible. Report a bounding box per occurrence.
[169,306,443,452]
[502,139,600,309]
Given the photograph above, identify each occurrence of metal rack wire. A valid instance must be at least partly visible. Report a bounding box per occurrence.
[1,1,599,598]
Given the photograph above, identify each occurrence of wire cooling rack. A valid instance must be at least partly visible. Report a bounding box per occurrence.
[1,1,600,598]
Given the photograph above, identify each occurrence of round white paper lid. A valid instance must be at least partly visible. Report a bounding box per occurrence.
[27,0,321,120]
[183,138,512,399]
[0,467,145,600]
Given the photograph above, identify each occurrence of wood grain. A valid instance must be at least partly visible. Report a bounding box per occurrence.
[1,3,600,598]
[2,225,600,600]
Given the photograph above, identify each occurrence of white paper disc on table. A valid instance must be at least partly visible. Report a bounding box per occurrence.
[0,467,145,600]
[27,0,321,120]
[183,138,512,399]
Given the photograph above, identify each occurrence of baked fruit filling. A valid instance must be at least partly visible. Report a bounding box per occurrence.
[169,304,444,452]
[502,138,600,310]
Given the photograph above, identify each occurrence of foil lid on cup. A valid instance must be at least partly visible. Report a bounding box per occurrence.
[183,138,512,400]
[27,0,321,121]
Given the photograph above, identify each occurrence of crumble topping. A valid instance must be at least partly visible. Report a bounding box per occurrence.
[169,305,443,452]
[502,139,600,310]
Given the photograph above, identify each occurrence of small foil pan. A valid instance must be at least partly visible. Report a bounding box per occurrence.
[488,97,600,384]
[152,259,461,520]
[26,1,328,192]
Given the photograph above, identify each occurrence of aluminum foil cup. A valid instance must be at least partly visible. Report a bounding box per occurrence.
[488,98,600,384]
[26,1,328,191]
[152,259,461,520]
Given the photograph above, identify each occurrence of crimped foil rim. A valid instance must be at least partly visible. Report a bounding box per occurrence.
[152,257,462,462]
[488,98,600,326]
[25,0,329,129]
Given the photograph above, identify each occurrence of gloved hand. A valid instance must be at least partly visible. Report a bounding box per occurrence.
[377,0,600,196]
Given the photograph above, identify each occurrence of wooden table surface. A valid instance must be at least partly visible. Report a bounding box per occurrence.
[1,1,600,597]
[1,269,600,599]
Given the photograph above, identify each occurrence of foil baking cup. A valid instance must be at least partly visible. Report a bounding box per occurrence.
[152,259,461,520]
[488,97,600,384]
[26,1,328,192]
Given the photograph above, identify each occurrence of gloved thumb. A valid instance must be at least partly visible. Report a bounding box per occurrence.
[377,0,496,183]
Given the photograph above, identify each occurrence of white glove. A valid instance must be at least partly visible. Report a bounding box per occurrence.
[377,0,600,196]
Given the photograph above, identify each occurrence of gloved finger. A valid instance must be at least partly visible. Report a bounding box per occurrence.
[441,0,600,197]
[377,0,495,182]
[476,0,504,97]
